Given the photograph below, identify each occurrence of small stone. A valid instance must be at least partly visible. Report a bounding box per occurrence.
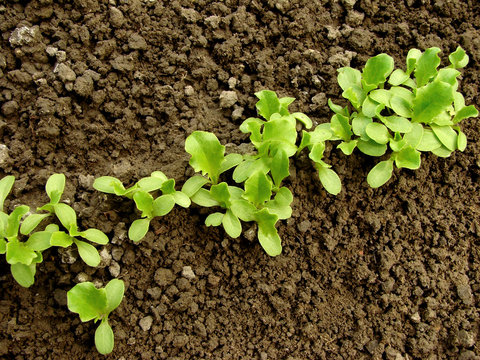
[0,145,10,166]
[154,268,175,287]
[457,284,474,305]
[0,54,6,69]
[204,15,221,29]
[1,100,19,116]
[78,174,95,189]
[312,93,327,107]
[109,7,125,27]
[147,287,162,300]
[36,97,55,116]
[182,266,196,280]
[297,220,311,233]
[9,26,39,47]
[73,74,94,97]
[112,247,124,261]
[75,272,90,283]
[342,0,357,8]
[228,77,238,89]
[244,224,257,242]
[181,8,200,23]
[111,54,135,72]
[128,33,147,50]
[458,330,475,348]
[184,85,194,96]
[172,334,189,348]
[219,90,238,108]
[54,63,76,82]
[232,106,244,120]
[260,352,268,360]
[98,248,112,268]
[53,289,68,306]
[60,247,78,264]
[46,46,58,57]
[139,316,153,331]
[194,321,207,338]
[109,260,121,277]
[411,312,421,323]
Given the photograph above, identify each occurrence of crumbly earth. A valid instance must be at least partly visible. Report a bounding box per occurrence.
[0,0,479,359]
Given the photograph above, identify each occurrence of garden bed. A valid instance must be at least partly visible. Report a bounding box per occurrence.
[1,0,479,359]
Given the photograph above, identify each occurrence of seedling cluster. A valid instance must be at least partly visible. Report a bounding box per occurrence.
[0,47,477,356]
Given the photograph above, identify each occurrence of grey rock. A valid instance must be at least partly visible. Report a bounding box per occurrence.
[46,46,58,57]
[73,74,94,97]
[139,316,153,331]
[184,85,194,96]
[154,268,175,287]
[219,91,238,108]
[182,266,196,280]
[9,26,39,47]
[128,33,147,50]
[54,63,76,82]
[109,260,121,277]
[0,145,10,166]
[111,247,124,261]
[109,7,125,27]
[457,284,474,305]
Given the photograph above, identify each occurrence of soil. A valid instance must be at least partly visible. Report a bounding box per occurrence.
[1,0,479,359]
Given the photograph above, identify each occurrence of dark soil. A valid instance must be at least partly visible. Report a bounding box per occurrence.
[1,0,480,359]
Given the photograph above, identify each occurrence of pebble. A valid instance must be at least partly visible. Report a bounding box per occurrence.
[184,85,194,96]
[109,7,125,28]
[98,248,112,268]
[1,101,18,116]
[139,316,153,331]
[109,260,121,277]
[457,284,474,305]
[0,145,9,166]
[112,247,124,261]
[60,247,78,264]
[182,266,196,280]
[9,26,39,47]
[154,268,175,287]
[75,272,90,283]
[297,220,311,233]
[54,63,76,82]
[46,46,58,57]
[219,91,238,108]
[128,33,147,50]
[74,74,94,97]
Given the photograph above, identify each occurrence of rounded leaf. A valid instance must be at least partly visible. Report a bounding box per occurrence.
[318,167,341,195]
[20,213,51,235]
[11,263,36,288]
[128,218,150,242]
[75,240,101,267]
[365,123,390,144]
[105,279,125,313]
[222,210,242,238]
[54,203,77,232]
[367,160,394,188]
[93,176,125,195]
[67,282,107,322]
[185,131,225,184]
[205,212,224,227]
[83,229,109,245]
[95,320,114,355]
[181,176,209,198]
[362,54,394,87]
[45,174,66,204]
[0,175,15,211]
[173,191,191,208]
[152,194,175,217]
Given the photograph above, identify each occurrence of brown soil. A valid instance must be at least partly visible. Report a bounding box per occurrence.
[1,0,480,359]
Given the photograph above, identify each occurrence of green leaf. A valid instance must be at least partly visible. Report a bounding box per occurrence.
[330,113,352,141]
[328,99,347,116]
[222,210,242,238]
[430,124,457,151]
[219,153,243,175]
[152,194,175,217]
[83,229,109,245]
[0,238,6,254]
[191,188,220,207]
[342,86,366,109]
[128,218,150,242]
[449,46,469,69]
[436,68,460,86]
[362,53,394,87]
[264,187,293,220]
[93,176,126,195]
[160,179,176,196]
[185,131,225,184]
[318,167,341,195]
[337,67,362,91]
[352,115,373,140]
[45,174,66,204]
[11,263,36,288]
[270,149,289,187]
[369,89,391,107]
[367,160,394,188]
[357,139,387,156]
[395,147,421,169]
[457,130,467,151]
[298,126,332,153]
[255,90,282,120]
[453,105,478,124]
[255,209,281,257]
[362,96,384,118]
[181,176,209,197]
[406,48,422,75]
[389,133,407,153]
[6,205,29,238]
[292,112,313,129]
[365,123,390,144]
[390,96,413,118]
[6,240,37,265]
[133,191,154,218]
[50,231,74,247]
[239,117,264,144]
[230,199,257,222]
[388,69,410,86]
[382,116,412,133]
[262,119,297,155]
[416,128,443,151]
[20,213,50,235]
[105,279,125,313]
[337,140,357,155]
[25,231,53,251]
[414,47,441,87]
[309,142,326,163]
[413,80,454,124]
[173,191,191,208]
[67,282,107,322]
[54,203,78,233]
[404,123,424,148]
[136,176,165,193]
[209,182,231,208]
[0,175,15,211]
[95,319,114,355]
[205,212,224,227]
[431,145,452,158]
[75,239,101,267]
[243,172,272,206]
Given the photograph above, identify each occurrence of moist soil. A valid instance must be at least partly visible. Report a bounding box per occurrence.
[1,0,480,359]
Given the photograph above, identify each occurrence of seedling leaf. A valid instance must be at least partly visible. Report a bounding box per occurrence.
[6,240,37,265]
[83,229,109,245]
[430,124,457,151]
[11,263,36,288]
[185,131,225,184]
[95,319,114,355]
[67,282,107,322]
[318,167,341,195]
[395,147,421,169]
[414,47,441,87]
[412,80,454,124]
[362,53,394,87]
[365,123,390,144]
[0,175,15,210]
[243,172,272,206]
[181,176,209,197]
[449,46,469,69]
[50,231,74,247]
[54,203,77,233]
[367,160,394,188]
[153,194,176,217]
[205,212,224,227]
[45,173,66,204]
[75,239,101,267]
[20,213,50,235]
[222,210,242,238]
[255,209,281,257]
[128,218,150,242]
[105,279,125,313]
[255,90,282,120]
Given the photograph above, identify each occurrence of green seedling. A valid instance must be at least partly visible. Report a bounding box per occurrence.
[326,46,478,187]
[184,129,293,256]
[67,279,125,355]
[94,171,191,242]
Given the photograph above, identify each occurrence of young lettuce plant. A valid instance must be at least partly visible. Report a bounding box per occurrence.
[327,46,478,187]
[67,279,124,355]
[183,130,293,256]
[94,171,191,242]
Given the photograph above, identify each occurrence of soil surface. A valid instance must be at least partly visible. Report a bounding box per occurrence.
[1,0,480,359]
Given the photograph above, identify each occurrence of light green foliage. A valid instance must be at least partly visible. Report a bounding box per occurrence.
[94,171,191,242]
[184,90,307,256]
[326,46,477,188]
[67,279,124,355]
[1,174,110,287]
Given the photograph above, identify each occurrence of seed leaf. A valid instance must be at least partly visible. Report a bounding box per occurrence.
[292,112,313,129]
[430,124,458,151]
[255,209,281,257]
[205,212,224,227]
[54,203,78,233]
[173,191,191,208]
[404,123,424,148]
[11,263,36,288]
[0,175,15,211]
[337,67,362,91]
[357,139,387,156]
[230,199,257,222]
[75,240,101,267]
[25,231,54,251]
[222,210,242,238]
[50,231,74,247]
[318,167,341,195]
[365,123,390,144]
[367,160,394,188]
[128,218,150,242]
[191,188,220,207]
[457,130,467,151]
[93,176,126,195]
[152,194,175,217]
[45,174,66,204]
[416,128,443,151]
[382,116,412,133]
[6,240,37,265]
[362,54,394,87]
[105,279,125,313]
[95,319,114,355]
[337,140,357,155]
[83,229,109,245]
[20,213,51,235]
[181,176,209,197]
[395,147,421,169]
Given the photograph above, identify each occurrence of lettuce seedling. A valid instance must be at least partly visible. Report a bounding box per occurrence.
[67,279,124,355]
[94,171,191,242]
[327,46,478,187]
